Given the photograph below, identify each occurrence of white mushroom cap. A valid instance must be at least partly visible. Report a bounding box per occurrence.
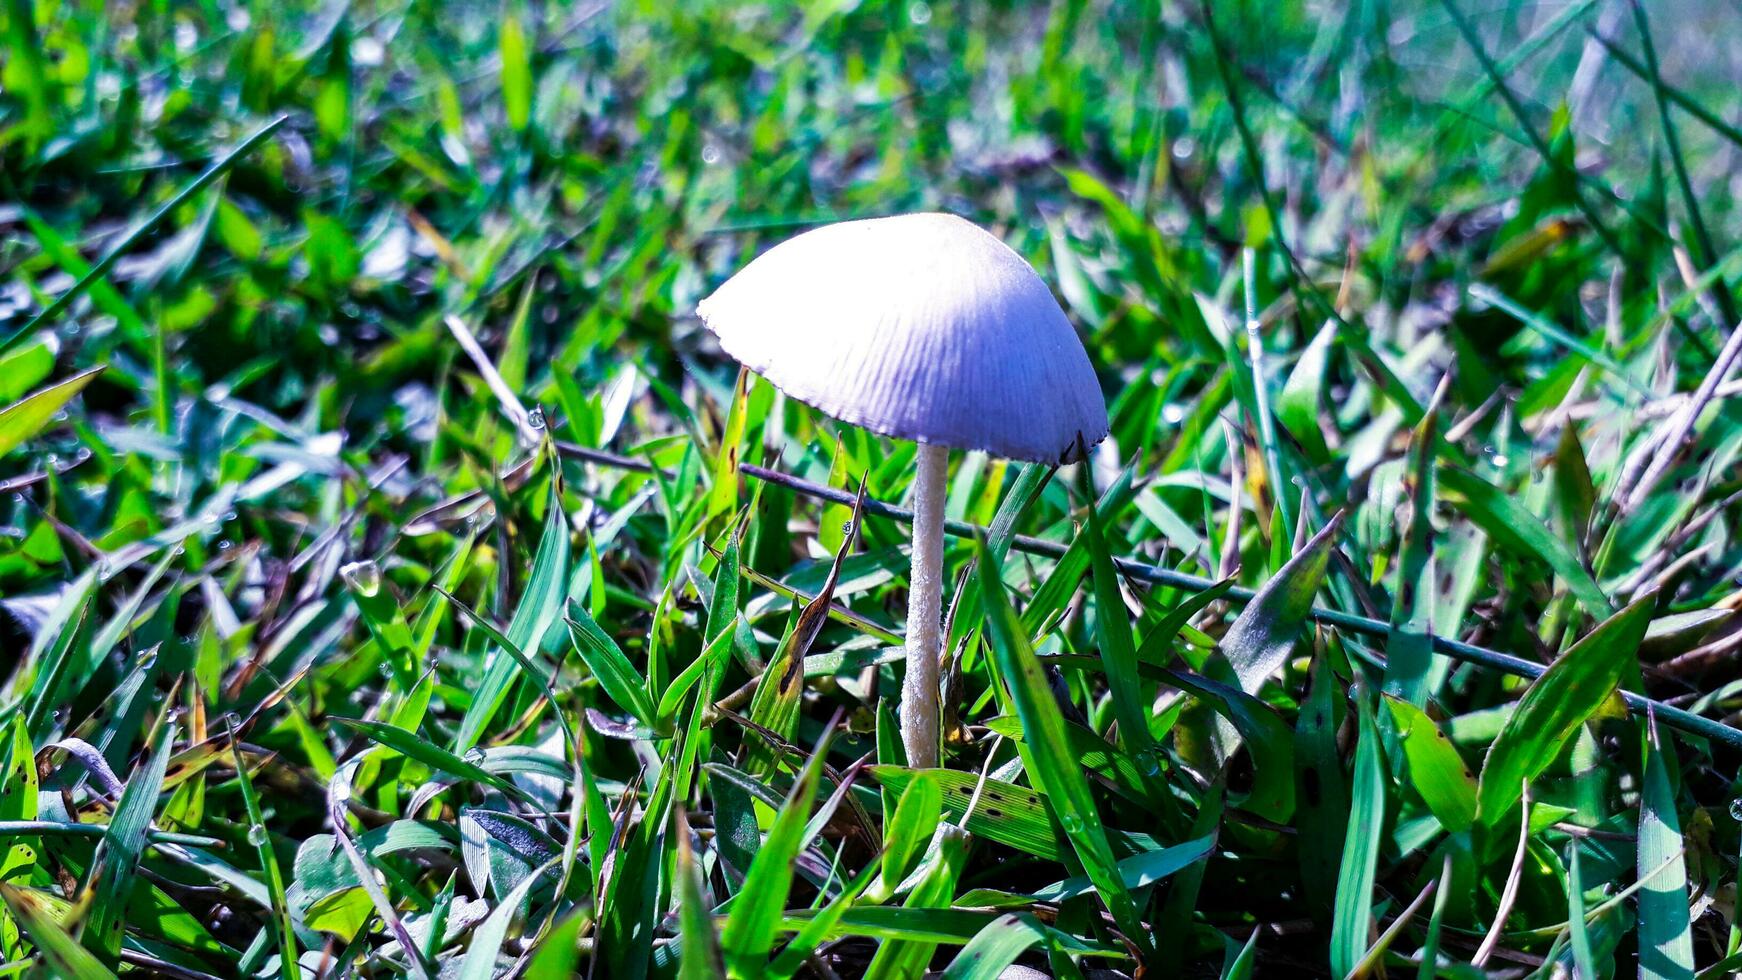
[697,212,1109,464]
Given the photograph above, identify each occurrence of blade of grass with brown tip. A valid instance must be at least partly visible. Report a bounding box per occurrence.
[743,483,862,776]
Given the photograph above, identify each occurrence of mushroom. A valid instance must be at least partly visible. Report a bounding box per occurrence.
[697,212,1108,768]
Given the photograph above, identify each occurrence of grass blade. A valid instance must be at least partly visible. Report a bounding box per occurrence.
[1383,385,1441,705]
[745,484,862,776]
[231,721,299,980]
[1295,653,1350,921]
[83,722,176,968]
[567,605,655,726]
[939,912,1053,980]
[1638,717,1695,979]
[0,884,117,980]
[0,367,103,457]
[1567,845,1596,979]
[675,808,724,980]
[1084,475,1152,755]
[1475,594,1654,826]
[1384,695,1476,833]
[455,477,571,751]
[1440,465,1611,619]
[331,717,534,804]
[458,858,559,980]
[976,534,1152,959]
[1223,514,1343,696]
[1,117,287,357]
[1329,690,1384,980]
[720,722,835,976]
[871,772,942,904]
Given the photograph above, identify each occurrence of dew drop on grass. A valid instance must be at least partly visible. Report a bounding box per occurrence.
[527,407,545,429]
[340,560,382,596]
[1730,798,1742,822]
[463,747,487,767]
[247,824,268,847]
[1057,813,1086,834]
[1136,749,1163,777]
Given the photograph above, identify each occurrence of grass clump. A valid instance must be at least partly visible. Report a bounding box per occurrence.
[3,1,1742,977]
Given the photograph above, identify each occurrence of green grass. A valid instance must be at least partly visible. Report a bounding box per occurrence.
[2,0,1741,976]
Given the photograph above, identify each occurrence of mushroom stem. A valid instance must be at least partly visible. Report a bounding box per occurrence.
[901,441,949,769]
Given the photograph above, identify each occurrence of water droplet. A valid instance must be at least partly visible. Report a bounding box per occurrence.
[1057,813,1086,834]
[246,824,268,847]
[1729,798,1742,822]
[908,0,932,24]
[701,144,721,165]
[1136,749,1164,777]
[217,540,233,551]
[463,747,487,766]
[527,407,545,430]
[340,560,382,596]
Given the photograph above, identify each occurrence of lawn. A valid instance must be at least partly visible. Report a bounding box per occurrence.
[2,0,1741,977]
